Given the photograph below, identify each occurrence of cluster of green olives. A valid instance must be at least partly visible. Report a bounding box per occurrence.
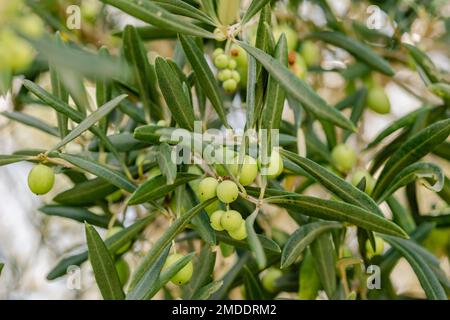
[213,48,242,93]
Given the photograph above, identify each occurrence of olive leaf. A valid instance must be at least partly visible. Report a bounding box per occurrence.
[85,223,125,300]
[191,281,223,300]
[237,41,356,131]
[59,153,136,193]
[281,221,342,269]
[266,195,407,238]
[179,35,229,127]
[47,215,154,280]
[153,0,216,25]
[378,162,444,203]
[53,178,118,206]
[280,149,383,217]
[128,173,199,205]
[1,111,60,137]
[243,266,266,300]
[0,155,32,167]
[242,0,272,24]
[39,205,115,228]
[126,244,171,300]
[372,119,450,200]
[49,95,127,152]
[155,57,196,131]
[185,246,217,299]
[310,232,337,299]
[100,0,215,39]
[0,263,4,277]
[381,235,447,300]
[308,31,395,76]
[246,210,267,269]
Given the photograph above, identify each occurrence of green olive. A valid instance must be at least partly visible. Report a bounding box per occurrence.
[223,79,237,93]
[351,170,376,195]
[163,253,194,285]
[106,227,132,254]
[213,28,227,42]
[228,59,237,70]
[220,210,243,231]
[260,150,284,179]
[216,180,239,203]
[367,86,391,114]
[198,177,219,202]
[210,210,225,231]
[288,52,307,80]
[115,258,130,286]
[301,40,321,66]
[262,268,283,293]
[218,69,232,81]
[230,155,258,186]
[331,144,357,173]
[214,54,229,69]
[231,70,241,83]
[365,237,384,258]
[213,48,224,59]
[228,220,247,240]
[28,164,55,195]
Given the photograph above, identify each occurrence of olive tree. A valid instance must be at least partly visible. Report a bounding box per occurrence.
[0,0,449,300]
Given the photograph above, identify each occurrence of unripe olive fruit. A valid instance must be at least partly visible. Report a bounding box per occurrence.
[262,268,283,293]
[198,177,219,202]
[230,155,258,186]
[365,237,384,258]
[28,164,55,195]
[214,54,229,69]
[231,70,241,83]
[218,69,232,81]
[301,40,321,66]
[157,119,168,127]
[210,210,225,231]
[163,253,194,285]
[213,28,227,42]
[216,180,239,203]
[220,210,243,231]
[331,144,357,173]
[115,258,130,286]
[230,45,247,68]
[223,79,237,93]
[228,59,237,70]
[213,48,224,59]
[228,220,247,240]
[261,150,284,179]
[273,25,298,52]
[367,86,391,114]
[351,170,376,195]
[106,227,132,254]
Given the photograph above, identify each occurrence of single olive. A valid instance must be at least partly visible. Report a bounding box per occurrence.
[198,177,219,202]
[301,40,321,66]
[214,54,229,69]
[220,210,243,231]
[331,144,357,173]
[163,253,194,285]
[28,164,55,195]
[365,237,385,259]
[367,86,391,114]
[223,79,238,93]
[210,210,225,231]
[216,180,239,203]
[228,220,247,240]
[262,268,283,293]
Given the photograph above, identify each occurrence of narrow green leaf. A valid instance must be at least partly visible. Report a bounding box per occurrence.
[266,195,408,238]
[262,34,287,131]
[241,0,271,24]
[298,249,320,300]
[1,111,59,137]
[191,281,223,300]
[126,244,171,300]
[101,0,215,38]
[366,106,432,150]
[89,133,149,153]
[128,173,199,205]
[156,143,177,185]
[39,205,113,228]
[373,119,450,200]
[309,32,395,76]
[378,162,444,203]
[0,154,31,167]
[386,196,416,234]
[246,210,266,269]
[243,266,266,300]
[281,221,342,269]
[54,178,118,206]
[280,149,383,217]
[85,223,125,300]
[186,246,216,299]
[429,83,450,99]
[155,57,195,131]
[405,44,441,83]
[310,231,336,299]
[246,55,257,128]
[237,41,356,131]
[179,35,229,127]
[153,0,216,25]
[49,95,127,152]
[0,263,4,277]
[128,199,215,290]
[381,235,447,300]
[47,215,154,280]
[123,25,161,120]
[59,153,136,193]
